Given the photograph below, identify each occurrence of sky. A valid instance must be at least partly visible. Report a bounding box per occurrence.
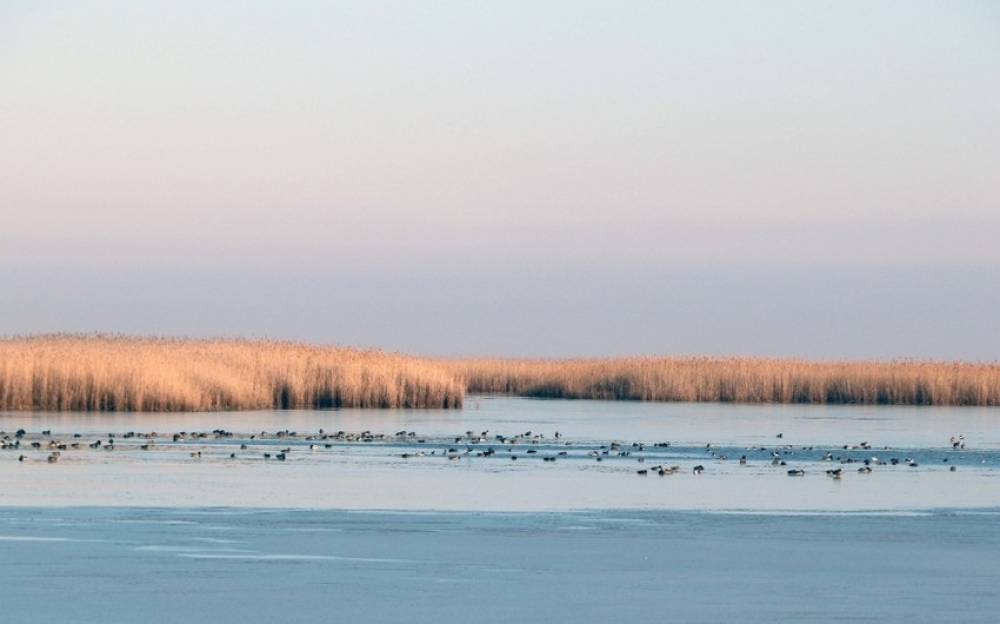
[1,1,998,359]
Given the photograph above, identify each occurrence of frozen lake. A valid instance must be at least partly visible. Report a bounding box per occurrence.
[1,506,999,624]
[2,397,999,623]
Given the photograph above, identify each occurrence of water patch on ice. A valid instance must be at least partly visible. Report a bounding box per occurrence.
[190,536,245,544]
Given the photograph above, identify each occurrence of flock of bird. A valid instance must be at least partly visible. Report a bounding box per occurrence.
[0,426,978,479]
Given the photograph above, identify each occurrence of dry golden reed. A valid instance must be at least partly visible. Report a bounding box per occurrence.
[2,336,998,410]
[447,357,1000,406]
[0,335,463,411]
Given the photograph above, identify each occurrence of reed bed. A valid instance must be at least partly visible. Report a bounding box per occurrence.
[448,357,1000,406]
[2,336,998,410]
[0,335,463,411]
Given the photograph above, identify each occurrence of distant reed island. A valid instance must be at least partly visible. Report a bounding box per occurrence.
[0,335,998,411]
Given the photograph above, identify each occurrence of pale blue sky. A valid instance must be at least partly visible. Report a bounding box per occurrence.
[1,2,998,358]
